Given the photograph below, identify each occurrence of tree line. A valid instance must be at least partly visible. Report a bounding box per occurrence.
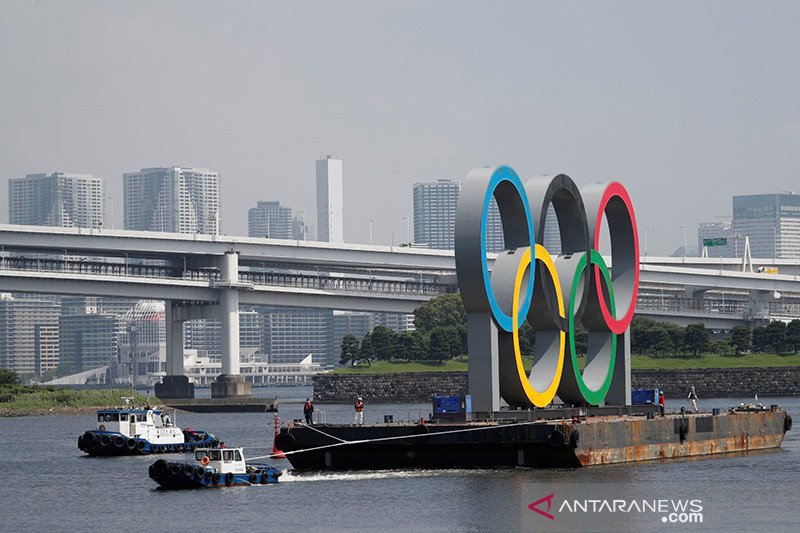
[340,294,800,366]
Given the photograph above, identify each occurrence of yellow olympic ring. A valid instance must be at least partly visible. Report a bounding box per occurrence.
[511,244,566,407]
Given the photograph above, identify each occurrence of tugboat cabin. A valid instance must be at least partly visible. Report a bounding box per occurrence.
[194,448,246,474]
[96,408,175,439]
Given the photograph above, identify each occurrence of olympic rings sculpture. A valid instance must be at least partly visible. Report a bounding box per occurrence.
[455,165,639,407]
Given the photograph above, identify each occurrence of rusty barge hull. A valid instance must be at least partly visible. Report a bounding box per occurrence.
[278,409,790,470]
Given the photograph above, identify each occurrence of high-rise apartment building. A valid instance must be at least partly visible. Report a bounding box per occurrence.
[59,313,120,373]
[0,295,61,374]
[184,311,262,359]
[315,156,343,242]
[260,307,332,366]
[733,193,800,258]
[412,179,504,251]
[697,221,735,258]
[123,166,219,234]
[248,201,305,240]
[9,172,104,228]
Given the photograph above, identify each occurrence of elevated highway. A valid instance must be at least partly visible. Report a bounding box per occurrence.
[1,224,799,397]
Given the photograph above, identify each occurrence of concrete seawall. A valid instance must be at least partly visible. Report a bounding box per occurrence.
[313,367,800,403]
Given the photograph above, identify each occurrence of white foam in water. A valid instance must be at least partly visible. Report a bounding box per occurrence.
[280,468,487,483]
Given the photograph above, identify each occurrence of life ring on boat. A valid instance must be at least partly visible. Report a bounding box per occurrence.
[98,424,105,432]
[200,456,210,466]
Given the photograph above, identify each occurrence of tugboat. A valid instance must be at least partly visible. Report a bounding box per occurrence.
[149,447,281,489]
[78,404,219,456]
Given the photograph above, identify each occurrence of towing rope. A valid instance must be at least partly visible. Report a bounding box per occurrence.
[246,420,543,462]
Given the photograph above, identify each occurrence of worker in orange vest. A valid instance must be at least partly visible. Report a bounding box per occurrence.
[303,398,314,425]
[354,396,364,425]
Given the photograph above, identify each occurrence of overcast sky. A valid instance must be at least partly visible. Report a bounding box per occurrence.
[1,1,798,254]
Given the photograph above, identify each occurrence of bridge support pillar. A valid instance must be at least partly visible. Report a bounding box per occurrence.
[212,252,251,398]
[155,302,194,399]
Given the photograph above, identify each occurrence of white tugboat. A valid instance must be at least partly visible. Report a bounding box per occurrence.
[78,400,220,456]
[149,447,281,489]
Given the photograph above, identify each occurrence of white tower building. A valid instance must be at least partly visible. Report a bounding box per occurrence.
[315,156,344,243]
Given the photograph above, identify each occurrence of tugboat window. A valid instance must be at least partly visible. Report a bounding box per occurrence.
[235,451,242,461]
[209,451,222,461]
[120,413,128,421]
[195,451,208,461]
[223,450,234,461]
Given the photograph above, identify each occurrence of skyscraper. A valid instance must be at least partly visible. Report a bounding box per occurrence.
[315,156,343,242]
[733,193,800,258]
[412,179,504,251]
[248,201,305,240]
[123,166,220,234]
[0,294,61,374]
[9,172,104,228]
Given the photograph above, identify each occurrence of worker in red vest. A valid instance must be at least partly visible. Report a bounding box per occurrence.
[303,398,314,425]
[354,396,364,425]
[658,390,666,417]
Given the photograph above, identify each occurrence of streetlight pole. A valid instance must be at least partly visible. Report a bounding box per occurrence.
[403,216,410,245]
[644,226,651,262]
[369,219,375,245]
[391,231,395,249]
[681,225,687,260]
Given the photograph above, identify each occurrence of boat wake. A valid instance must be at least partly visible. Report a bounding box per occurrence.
[280,468,489,483]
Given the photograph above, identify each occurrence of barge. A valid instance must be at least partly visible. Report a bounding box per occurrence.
[275,406,791,470]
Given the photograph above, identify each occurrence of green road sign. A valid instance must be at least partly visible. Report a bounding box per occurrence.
[703,237,728,247]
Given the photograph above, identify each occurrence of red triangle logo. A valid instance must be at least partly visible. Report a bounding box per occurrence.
[528,493,555,520]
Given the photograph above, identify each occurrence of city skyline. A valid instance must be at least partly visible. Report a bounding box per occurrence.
[2,2,799,253]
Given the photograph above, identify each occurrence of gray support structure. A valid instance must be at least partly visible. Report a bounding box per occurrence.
[155,302,194,399]
[211,252,252,398]
[467,313,500,414]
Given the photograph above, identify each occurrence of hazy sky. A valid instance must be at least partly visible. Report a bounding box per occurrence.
[1,1,798,254]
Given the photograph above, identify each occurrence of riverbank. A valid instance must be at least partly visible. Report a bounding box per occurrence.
[0,386,153,417]
[314,366,800,403]
[335,353,800,374]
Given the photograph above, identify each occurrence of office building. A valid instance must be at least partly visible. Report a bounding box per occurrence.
[123,166,219,234]
[248,201,305,240]
[697,222,735,258]
[733,193,800,258]
[9,172,104,228]
[315,156,343,242]
[260,307,332,366]
[412,179,504,251]
[184,311,262,359]
[0,294,61,374]
[59,313,120,373]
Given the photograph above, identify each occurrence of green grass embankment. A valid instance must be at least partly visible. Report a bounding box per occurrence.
[0,386,153,416]
[335,353,800,374]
